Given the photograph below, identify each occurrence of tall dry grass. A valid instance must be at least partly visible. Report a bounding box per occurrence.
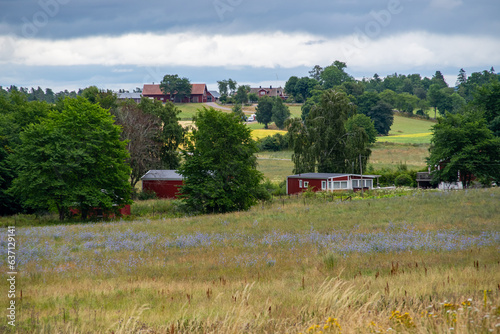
[2,188,499,333]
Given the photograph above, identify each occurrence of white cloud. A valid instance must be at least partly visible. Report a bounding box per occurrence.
[1,30,499,74]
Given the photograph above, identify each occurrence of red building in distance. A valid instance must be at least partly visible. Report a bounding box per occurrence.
[142,84,209,103]
[141,170,184,199]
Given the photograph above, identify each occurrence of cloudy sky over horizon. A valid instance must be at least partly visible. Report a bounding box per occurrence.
[1,0,499,92]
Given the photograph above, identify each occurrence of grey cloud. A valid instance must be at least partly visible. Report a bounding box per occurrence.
[0,0,498,40]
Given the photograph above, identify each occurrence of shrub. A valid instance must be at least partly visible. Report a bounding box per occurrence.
[395,173,413,187]
[137,189,157,201]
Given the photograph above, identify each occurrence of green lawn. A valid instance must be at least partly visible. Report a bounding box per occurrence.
[175,103,229,120]
[377,115,435,144]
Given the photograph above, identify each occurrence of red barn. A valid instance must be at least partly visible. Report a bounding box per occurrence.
[141,170,184,199]
[286,173,380,195]
[142,84,208,103]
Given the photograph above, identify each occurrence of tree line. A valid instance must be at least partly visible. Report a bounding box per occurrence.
[0,86,270,218]
[279,62,500,188]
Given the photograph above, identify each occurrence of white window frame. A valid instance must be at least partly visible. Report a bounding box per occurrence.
[299,180,303,188]
[352,179,359,188]
[321,181,327,190]
[304,181,309,188]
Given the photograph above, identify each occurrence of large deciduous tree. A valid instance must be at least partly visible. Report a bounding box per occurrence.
[288,89,371,174]
[255,96,274,129]
[139,98,185,170]
[11,97,132,220]
[271,98,291,130]
[178,108,263,214]
[160,74,192,102]
[428,110,500,188]
[113,99,162,187]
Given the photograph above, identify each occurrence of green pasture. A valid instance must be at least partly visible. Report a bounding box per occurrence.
[378,115,435,144]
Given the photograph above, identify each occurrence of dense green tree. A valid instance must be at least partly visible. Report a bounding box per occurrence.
[365,101,394,135]
[288,89,371,174]
[395,92,420,113]
[284,76,299,98]
[248,93,258,103]
[427,84,446,118]
[308,65,323,82]
[160,74,192,102]
[231,103,245,121]
[271,98,291,129]
[217,80,229,96]
[82,86,118,111]
[294,77,319,101]
[345,114,377,144]
[428,110,500,187]
[0,93,51,215]
[178,108,263,213]
[11,97,132,220]
[320,61,352,89]
[255,96,274,129]
[233,85,250,104]
[227,79,237,95]
[139,98,185,170]
[431,70,448,89]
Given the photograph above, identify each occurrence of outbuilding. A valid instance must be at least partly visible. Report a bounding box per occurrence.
[286,173,380,195]
[141,170,184,199]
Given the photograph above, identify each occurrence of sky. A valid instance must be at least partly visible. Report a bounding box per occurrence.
[0,0,499,92]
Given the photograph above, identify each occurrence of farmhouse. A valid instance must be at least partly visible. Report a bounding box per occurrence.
[141,170,184,199]
[142,83,209,103]
[286,173,380,195]
[249,86,287,100]
[117,92,142,103]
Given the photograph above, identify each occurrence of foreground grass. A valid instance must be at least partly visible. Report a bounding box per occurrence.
[1,188,499,333]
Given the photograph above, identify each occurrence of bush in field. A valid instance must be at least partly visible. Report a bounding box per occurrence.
[395,173,413,187]
[258,133,289,151]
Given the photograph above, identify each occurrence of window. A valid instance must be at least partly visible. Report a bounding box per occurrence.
[299,180,303,188]
[333,182,341,189]
[365,179,373,188]
[328,181,332,190]
[341,181,348,189]
[321,181,327,190]
[304,181,309,188]
[352,180,359,188]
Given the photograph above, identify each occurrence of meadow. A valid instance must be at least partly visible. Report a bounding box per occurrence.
[256,142,429,181]
[1,188,499,333]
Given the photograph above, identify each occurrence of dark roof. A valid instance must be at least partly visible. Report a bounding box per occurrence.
[117,92,142,100]
[209,90,221,98]
[141,170,183,181]
[287,173,380,179]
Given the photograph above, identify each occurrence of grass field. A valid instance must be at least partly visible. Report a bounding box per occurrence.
[175,103,229,120]
[256,142,430,181]
[3,188,499,333]
[378,115,435,144]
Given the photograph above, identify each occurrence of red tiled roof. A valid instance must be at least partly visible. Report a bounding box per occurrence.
[142,84,164,95]
[142,84,206,96]
[191,83,207,95]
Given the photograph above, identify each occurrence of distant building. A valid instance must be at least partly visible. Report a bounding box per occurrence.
[208,91,220,102]
[286,173,380,195]
[249,86,287,100]
[141,170,184,199]
[142,84,209,103]
[117,92,142,103]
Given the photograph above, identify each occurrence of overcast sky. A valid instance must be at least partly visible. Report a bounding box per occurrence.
[1,0,499,92]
